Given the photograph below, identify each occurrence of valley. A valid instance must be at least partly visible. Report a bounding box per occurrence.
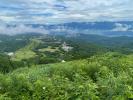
[0,22,133,99]
[1,0,133,99]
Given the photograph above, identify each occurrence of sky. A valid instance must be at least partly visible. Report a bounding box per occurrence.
[0,0,133,25]
[0,0,133,34]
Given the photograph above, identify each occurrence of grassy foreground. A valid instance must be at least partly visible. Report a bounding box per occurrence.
[0,52,133,100]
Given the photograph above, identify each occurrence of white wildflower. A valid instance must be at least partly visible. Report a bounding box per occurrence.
[42,87,46,90]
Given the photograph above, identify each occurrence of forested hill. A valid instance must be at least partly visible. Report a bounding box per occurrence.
[1,33,133,74]
[0,52,132,100]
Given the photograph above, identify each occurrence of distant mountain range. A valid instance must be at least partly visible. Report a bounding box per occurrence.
[6,21,133,37]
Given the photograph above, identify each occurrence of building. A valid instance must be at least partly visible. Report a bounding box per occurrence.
[62,42,73,52]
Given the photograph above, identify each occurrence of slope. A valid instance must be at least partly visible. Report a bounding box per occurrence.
[0,52,132,100]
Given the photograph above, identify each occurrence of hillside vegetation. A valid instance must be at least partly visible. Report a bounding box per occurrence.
[0,52,132,100]
[11,39,41,61]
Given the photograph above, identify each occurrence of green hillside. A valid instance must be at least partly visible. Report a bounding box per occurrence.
[0,52,132,100]
[11,39,41,61]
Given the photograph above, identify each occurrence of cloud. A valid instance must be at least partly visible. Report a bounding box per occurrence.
[0,0,133,24]
[0,24,49,35]
[112,23,132,31]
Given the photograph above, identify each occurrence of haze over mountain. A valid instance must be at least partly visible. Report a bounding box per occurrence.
[1,21,133,37]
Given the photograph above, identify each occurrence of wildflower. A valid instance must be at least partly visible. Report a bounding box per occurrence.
[42,87,46,90]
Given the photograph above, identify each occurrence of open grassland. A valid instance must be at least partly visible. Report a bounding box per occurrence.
[11,39,41,61]
[38,46,59,52]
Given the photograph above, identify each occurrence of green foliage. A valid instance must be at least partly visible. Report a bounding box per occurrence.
[39,57,58,64]
[0,52,132,99]
[0,34,38,52]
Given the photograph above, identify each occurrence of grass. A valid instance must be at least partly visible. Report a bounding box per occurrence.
[11,39,41,61]
[0,52,133,99]
[38,46,59,52]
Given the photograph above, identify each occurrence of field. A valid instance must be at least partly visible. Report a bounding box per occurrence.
[11,39,41,61]
[38,46,59,52]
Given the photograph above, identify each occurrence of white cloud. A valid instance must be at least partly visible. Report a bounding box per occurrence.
[0,0,133,24]
[112,23,132,31]
[0,16,16,22]
[0,24,49,35]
